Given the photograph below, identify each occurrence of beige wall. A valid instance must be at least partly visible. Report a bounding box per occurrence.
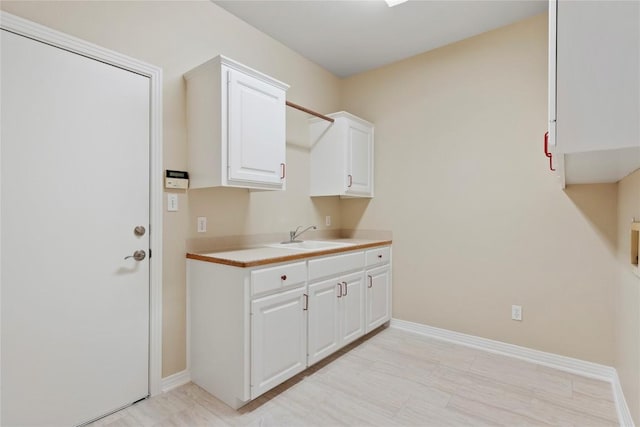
[340,14,619,365]
[616,168,640,422]
[0,0,342,377]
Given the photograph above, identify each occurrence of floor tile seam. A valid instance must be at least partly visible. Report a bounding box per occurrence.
[447,382,538,415]
[530,392,620,423]
[466,365,575,399]
[445,393,545,427]
[453,367,540,399]
[568,381,617,403]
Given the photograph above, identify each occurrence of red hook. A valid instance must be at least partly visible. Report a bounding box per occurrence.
[544,132,555,171]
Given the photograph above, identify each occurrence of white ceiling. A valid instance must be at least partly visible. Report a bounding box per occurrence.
[213,0,548,77]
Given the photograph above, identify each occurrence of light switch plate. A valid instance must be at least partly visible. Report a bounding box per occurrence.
[167,194,178,212]
[197,217,207,233]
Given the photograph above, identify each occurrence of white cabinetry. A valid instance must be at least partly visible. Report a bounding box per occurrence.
[365,247,392,333]
[548,0,640,186]
[188,259,306,409]
[185,55,289,190]
[188,245,391,409]
[307,250,366,366]
[307,271,365,366]
[251,286,307,398]
[309,112,374,197]
[306,279,339,365]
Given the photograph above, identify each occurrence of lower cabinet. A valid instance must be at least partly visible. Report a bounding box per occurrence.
[188,244,391,410]
[250,285,307,399]
[307,279,340,365]
[365,264,391,333]
[340,272,366,346]
[307,271,365,366]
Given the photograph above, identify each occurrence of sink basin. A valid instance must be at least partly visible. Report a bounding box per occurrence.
[266,240,355,251]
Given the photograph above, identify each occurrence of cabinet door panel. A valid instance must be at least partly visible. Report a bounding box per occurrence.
[366,266,391,333]
[346,121,373,196]
[340,272,366,346]
[228,69,285,186]
[307,279,341,366]
[251,286,306,399]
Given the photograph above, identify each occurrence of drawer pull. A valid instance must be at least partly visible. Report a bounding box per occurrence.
[368,275,373,288]
[342,281,348,296]
[281,275,287,281]
[303,293,308,311]
[337,283,342,298]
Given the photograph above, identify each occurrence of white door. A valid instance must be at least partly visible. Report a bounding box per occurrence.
[250,286,307,399]
[339,272,366,346]
[345,120,373,196]
[227,68,285,187]
[366,266,391,333]
[1,30,150,426]
[307,279,341,366]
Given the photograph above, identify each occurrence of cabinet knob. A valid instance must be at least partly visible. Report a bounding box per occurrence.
[281,275,287,281]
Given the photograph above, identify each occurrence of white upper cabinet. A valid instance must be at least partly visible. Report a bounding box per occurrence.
[309,112,374,198]
[185,55,289,190]
[548,0,640,186]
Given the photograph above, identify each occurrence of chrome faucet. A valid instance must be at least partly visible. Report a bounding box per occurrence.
[286,225,317,243]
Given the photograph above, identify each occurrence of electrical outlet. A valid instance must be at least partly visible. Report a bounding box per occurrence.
[325,215,331,226]
[197,217,207,233]
[511,305,522,321]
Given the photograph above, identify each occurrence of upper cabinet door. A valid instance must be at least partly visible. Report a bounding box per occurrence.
[184,55,289,190]
[227,68,286,187]
[309,111,375,198]
[345,120,373,196]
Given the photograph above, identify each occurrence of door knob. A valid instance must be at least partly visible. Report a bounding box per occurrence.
[134,226,146,236]
[124,250,146,261]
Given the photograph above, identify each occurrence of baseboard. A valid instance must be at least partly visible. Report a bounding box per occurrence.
[390,318,634,426]
[612,370,635,427]
[161,369,191,393]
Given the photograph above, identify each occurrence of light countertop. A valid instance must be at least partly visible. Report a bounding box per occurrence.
[186,238,392,268]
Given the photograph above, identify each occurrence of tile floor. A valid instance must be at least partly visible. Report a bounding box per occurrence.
[90,327,619,426]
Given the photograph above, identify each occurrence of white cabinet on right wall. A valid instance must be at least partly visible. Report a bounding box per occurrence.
[547,0,639,186]
[309,112,374,198]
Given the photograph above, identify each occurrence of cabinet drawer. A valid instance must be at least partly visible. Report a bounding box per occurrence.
[308,251,365,281]
[365,246,390,267]
[251,261,306,296]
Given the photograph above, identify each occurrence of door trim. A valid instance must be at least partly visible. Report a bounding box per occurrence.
[0,10,164,406]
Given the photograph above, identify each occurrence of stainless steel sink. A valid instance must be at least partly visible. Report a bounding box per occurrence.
[265,240,355,251]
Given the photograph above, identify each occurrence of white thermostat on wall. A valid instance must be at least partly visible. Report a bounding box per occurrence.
[165,170,189,189]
